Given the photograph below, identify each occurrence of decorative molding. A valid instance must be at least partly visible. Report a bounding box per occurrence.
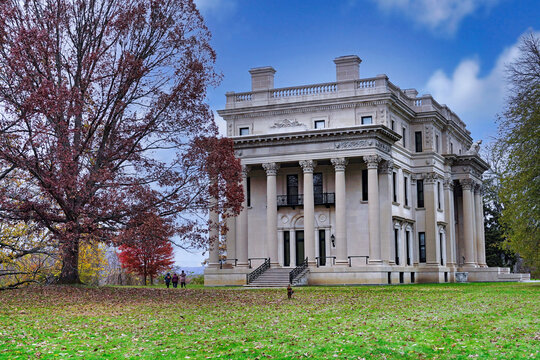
[443,177,454,190]
[262,162,280,176]
[299,160,317,173]
[474,183,483,194]
[331,157,348,171]
[334,139,391,153]
[423,172,439,184]
[364,154,380,169]
[270,118,305,129]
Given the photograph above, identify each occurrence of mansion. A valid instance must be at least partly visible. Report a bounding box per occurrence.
[205,56,528,286]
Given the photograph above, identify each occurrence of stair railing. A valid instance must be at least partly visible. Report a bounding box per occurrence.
[246,258,270,284]
[289,257,308,284]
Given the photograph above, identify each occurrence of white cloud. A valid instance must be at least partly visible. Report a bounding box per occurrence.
[194,0,236,19]
[374,0,500,35]
[424,32,539,138]
[214,111,227,136]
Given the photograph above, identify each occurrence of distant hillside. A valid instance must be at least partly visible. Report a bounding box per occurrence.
[181,266,204,275]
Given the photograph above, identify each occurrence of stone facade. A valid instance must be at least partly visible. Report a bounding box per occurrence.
[204,55,529,286]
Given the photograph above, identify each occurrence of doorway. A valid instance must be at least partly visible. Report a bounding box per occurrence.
[284,231,290,267]
[295,230,304,265]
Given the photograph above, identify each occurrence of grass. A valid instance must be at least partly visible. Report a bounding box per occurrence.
[0,282,538,359]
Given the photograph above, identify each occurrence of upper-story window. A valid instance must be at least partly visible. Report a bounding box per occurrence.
[435,135,440,153]
[239,127,250,136]
[314,120,325,129]
[450,142,454,154]
[361,116,372,125]
[362,169,368,201]
[415,131,423,152]
[391,120,395,131]
[392,171,397,203]
[402,127,407,148]
[417,179,424,208]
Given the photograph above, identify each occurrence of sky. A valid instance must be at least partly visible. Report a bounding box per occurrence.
[175,0,539,267]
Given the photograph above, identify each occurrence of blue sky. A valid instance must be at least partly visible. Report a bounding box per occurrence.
[176,0,539,267]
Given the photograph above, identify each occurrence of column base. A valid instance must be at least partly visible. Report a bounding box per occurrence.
[368,259,383,265]
[335,260,349,267]
[463,262,479,268]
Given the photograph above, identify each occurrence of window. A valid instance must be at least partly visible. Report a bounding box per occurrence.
[419,232,426,263]
[394,228,400,265]
[404,176,409,207]
[287,175,299,205]
[450,142,454,154]
[392,172,397,203]
[417,179,424,208]
[314,120,325,129]
[247,177,251,207]
[405,230,411,265]
[435,135,440,153]
[415,131,423,152]
[362,169,368,201]
[313,173,323,204]
[402,127,407,148]
[239,127,249,136]
[459,149,462,155]
[361,116,372,125]
[391,120,395,131]
[437,181,441,210]
[440,233,444,265]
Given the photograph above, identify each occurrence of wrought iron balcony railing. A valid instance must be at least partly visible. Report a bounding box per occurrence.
[277,193,335,208]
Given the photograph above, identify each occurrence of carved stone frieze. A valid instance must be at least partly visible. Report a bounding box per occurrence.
[334,139,391,153]
[270,118,305,128]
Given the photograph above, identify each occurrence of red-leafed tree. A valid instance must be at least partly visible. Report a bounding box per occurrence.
[0,0,243,284]
[117,212,174,285]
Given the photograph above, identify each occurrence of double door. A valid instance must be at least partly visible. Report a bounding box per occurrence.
[284,230,304,266]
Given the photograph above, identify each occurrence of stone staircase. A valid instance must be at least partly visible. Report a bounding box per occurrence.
[245,268,293,288]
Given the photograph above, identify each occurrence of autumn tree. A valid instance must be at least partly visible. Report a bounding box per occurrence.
[497,32,540,276]
[0,0,243,284]
[117,212,174,285]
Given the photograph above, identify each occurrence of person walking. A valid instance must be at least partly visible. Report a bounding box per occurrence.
[172,273,179,288]
[180,270,187,288]
[164,273,172,288]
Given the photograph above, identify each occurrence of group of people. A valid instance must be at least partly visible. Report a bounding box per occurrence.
[164,270,187,288]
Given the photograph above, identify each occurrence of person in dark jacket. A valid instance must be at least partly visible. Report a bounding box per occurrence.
[180,270,187,288]
[164,273,172,288]
[172,273,179,288]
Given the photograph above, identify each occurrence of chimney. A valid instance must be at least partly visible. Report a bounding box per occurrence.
[249,66,276,91]
[334,55,362,82]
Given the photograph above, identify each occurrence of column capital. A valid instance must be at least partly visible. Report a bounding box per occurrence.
[364,154,380,169]
[474,183,483,194]
[331,157,348,171]
[299,160,317,173]
[460,178,475,190]
[424,172,439,184]
[262,162,279,176]
[379,159,394,174]
[443,177,454,190]
[241,165,251,178]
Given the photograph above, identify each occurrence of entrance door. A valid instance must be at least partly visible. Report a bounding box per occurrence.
[295,230,304,265]
[319,230,326,266]
[284,231,290,267]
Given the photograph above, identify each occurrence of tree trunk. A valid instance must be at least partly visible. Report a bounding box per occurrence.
[58,238,82,284]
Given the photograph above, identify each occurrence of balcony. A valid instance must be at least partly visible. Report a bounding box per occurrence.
[277,193,335,208]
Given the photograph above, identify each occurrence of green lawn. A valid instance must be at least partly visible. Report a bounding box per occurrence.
[0,283,538,359]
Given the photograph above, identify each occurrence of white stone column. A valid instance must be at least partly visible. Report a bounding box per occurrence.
[365,155,382,264]
[208,195,220,268]
[300,160,317,266]
[475,184,487,267]
[225,216,236,263]
[331,157,348,266]
[262,162,280,266]
[236,166,249,267]
[424,173,439,266]
[379,160,393,264]
[461,179,477,267]
[290,230,296,266]
[443,178,457,267]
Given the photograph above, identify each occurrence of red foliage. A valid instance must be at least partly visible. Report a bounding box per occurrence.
[117,213,175,285]
[0,0,243,283]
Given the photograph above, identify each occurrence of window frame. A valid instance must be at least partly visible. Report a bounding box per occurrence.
[361,116,372,125]
[239,127,250,136]
[417,179,424,208]
[415,131,423,152]
[419,232,426,263]
[314,119,326,129]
